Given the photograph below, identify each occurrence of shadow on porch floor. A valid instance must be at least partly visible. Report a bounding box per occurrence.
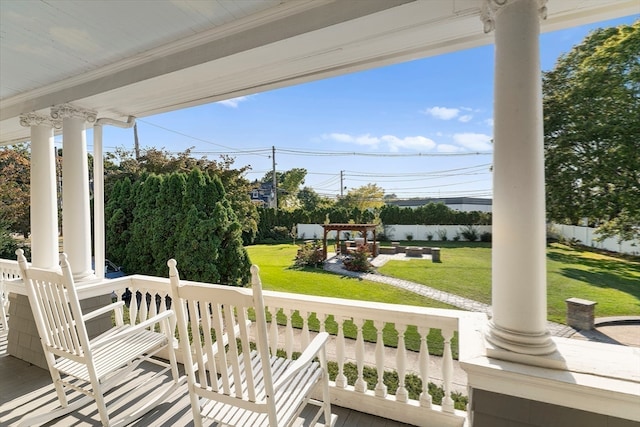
[0,332,412,427]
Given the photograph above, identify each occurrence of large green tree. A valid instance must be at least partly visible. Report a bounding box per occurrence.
[297,186,334,211]
[174,169,250,285]
[543,22,640,241]
[0,145,31,237]
[107,148,258,244]
[336,183,385,211]
[261,168,307,210]
[106,168,251,285]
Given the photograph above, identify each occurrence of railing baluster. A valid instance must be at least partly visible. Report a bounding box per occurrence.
[140,289,150,323]
[129,289,139,326]
[441,328,455,413]
[284,308,294,358]
[395,323,408,403]
[419,326,432,408]
[318,313,326,333]
[354,317,366,393]
[374,320,387,397]
[149,292,159,329]
[268,306,278,356]
[335,316,347,389]
[300,310,310,348]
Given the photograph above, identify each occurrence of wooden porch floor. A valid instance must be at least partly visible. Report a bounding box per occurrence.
[0,332,412,426]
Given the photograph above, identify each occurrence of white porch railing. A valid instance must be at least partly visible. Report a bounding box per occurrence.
[0,258,23,331]
[74,274,481,427]
[4,261,638,425]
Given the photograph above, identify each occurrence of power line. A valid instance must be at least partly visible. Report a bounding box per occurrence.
[277,148,492,157]
[346,172,490,183]
[343,163,492,177]
[136,119,271,157]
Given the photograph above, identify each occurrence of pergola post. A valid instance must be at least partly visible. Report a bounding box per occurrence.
[323,228,329,261]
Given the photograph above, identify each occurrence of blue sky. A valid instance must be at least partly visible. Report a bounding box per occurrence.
[91,14,638,200]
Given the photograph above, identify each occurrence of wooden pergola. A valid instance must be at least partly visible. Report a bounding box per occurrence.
[321,223,378,260]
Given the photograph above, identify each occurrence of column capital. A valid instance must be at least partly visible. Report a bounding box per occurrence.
[480,0,547,33]
[19,112,62,129]
[50,104,97,123]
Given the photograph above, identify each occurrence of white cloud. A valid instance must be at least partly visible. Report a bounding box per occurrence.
[218,96,250,108]
[323,133,380,146]
[423,106,460,120]
[381,135,436,152]
[436,144,464,153]
[453,133,493,151]
[484,118,494,127]
[323,132,440,152]
[458,114,473,123]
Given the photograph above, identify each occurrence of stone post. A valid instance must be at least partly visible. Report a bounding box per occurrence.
[566,298,597,330]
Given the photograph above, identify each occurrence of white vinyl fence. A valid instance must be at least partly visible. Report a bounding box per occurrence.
[297,223,638,255]
[296,224,492,242]
[550,224,639,255]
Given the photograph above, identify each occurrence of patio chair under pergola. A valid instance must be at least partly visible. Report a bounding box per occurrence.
[321,223,378,260]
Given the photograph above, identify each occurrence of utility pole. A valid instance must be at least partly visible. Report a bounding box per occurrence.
[133,122,140,160]
[272,146,277,210]
[340,170,344,198]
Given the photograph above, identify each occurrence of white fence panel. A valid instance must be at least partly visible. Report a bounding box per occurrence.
[297,224,492,242]
[550,224,639,255]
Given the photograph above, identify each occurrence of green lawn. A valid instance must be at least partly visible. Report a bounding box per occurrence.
[248,242,640,325]
[377,242,640,324]
[246,244,460,355]
[246,244,457,310]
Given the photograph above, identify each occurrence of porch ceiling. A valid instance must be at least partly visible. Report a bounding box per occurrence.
[0,0,636,145]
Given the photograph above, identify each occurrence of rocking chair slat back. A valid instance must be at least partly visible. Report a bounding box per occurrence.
[169,259,336,427]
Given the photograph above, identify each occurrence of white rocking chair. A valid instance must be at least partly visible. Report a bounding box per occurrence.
[16,250,180,426]
[169,259,337,427]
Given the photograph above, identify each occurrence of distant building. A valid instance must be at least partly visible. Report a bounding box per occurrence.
[250,182,275,208]
[386,197,492,213]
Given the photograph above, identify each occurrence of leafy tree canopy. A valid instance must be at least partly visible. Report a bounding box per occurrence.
[336,183,385,211]
[297,186,335,211]
[261,168,307,211]
[0,145,31,237]
[107,147,258,244]
[543,21,640,242]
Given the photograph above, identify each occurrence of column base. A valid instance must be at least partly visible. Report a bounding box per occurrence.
[73,269,96,282]
[485,321,557,357]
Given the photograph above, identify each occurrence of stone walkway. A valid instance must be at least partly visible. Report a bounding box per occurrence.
[324,253,577,338]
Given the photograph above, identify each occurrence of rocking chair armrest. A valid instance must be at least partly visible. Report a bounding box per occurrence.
[91,309,175,348]
[273,332,329,393]
[82,301,125,321]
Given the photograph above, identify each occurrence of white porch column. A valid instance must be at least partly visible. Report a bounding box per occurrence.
[19,113,60,269]
[51,104,97,282]
[482,0,555,355]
